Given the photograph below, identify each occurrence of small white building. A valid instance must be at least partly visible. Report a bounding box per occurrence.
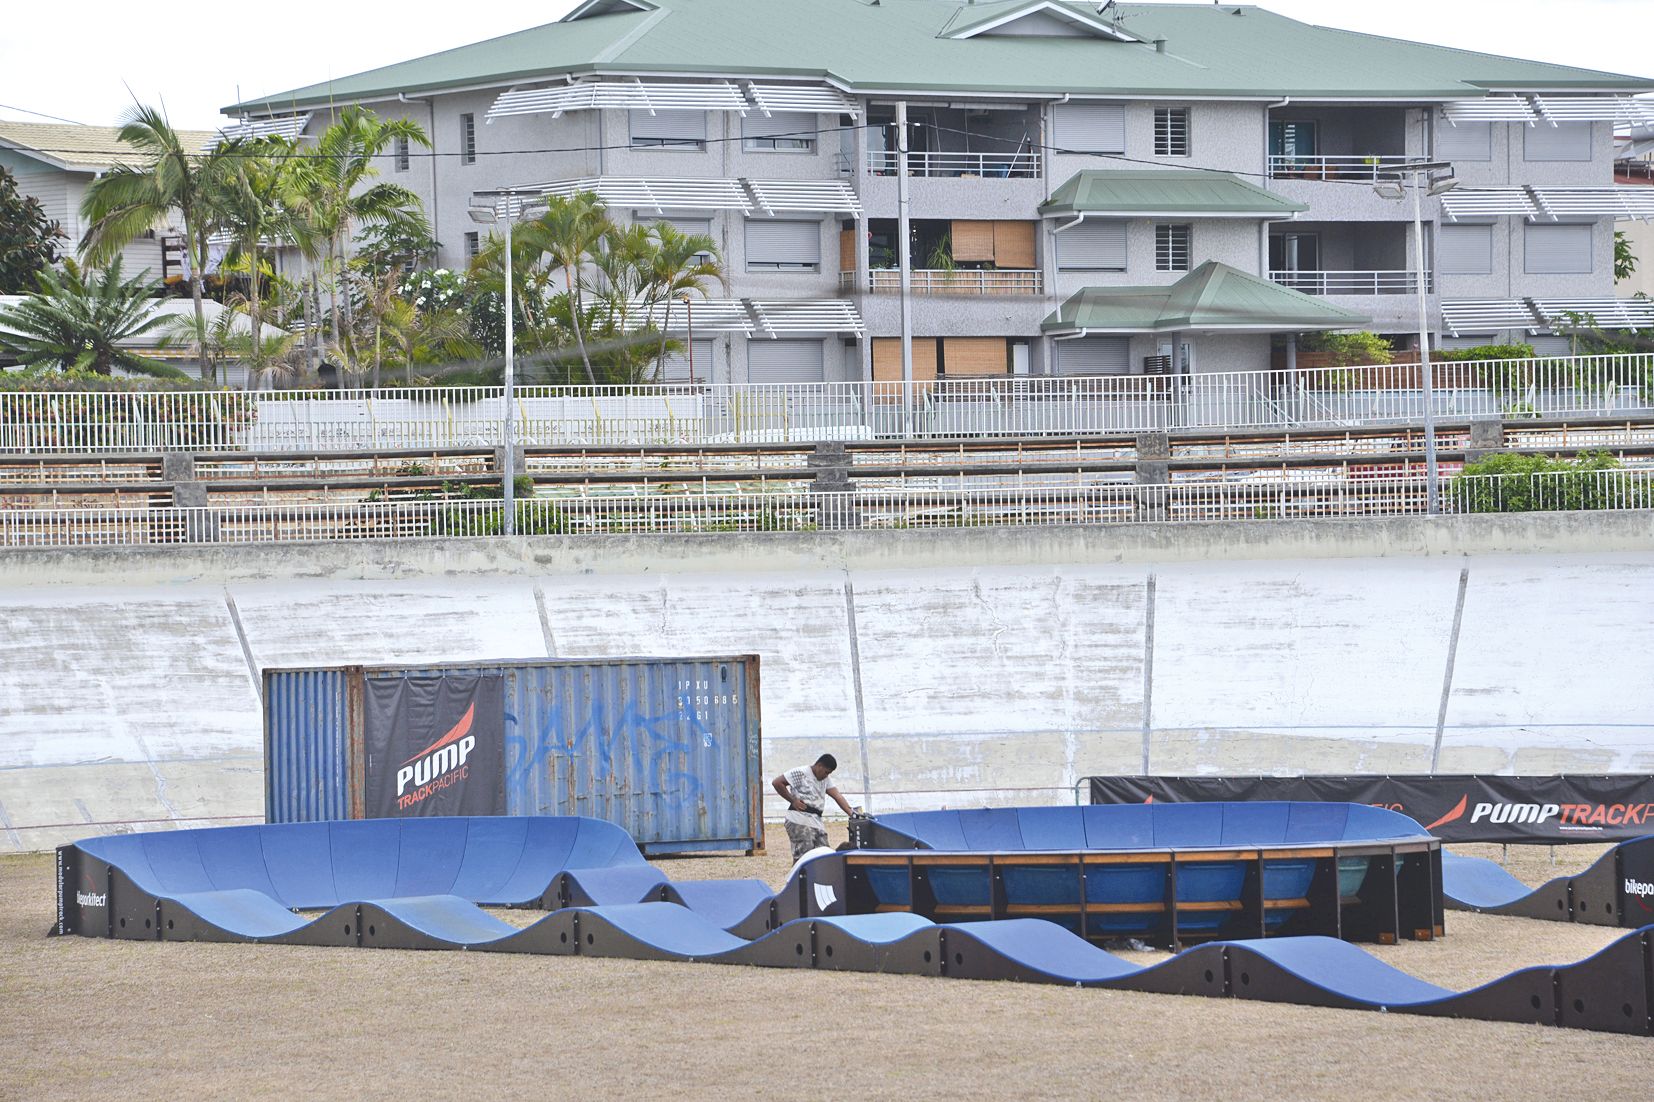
[0,120,216,285]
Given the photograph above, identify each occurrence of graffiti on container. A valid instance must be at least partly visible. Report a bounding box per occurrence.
[504,692,721,803]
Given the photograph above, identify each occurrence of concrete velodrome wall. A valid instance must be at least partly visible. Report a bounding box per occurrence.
[2,512,1652,852]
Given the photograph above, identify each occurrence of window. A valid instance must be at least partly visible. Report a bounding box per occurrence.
[1525,222,1592,274]
[1435,120,1491,162]
[744,219,821,271]
[742,111,815,152]
[1155,224,1191,272]
[1154,107,1189,157]
[460,113,476,165]
[629,110,707,150]
[1438,223,1493,276]
[1056,220,1126,271]
[1051,103,1125,154]
[1268,120,1318,159]
[1525,121,1593,162]
[659,338,715,384]
[464,231,480,261]
[393,136,410,172]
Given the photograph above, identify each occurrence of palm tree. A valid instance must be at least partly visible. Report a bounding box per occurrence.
[211,135,302,361]
[0,258,185,378]
[527,193,610,385]
[285,107,430,374]
[80,105,234,383]
[644,224,723,381]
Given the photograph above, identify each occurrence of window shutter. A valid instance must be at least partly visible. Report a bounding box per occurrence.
[659,339,715,383]
[1051,103,1126,153]
[1057,221,1127,270]
[872,338,939,382]
[747,339,826,383]
[992,221,1036,268]
[629,109,707,144]
[1435,120,1491,162]
[1524,223,1593,273]
[742,111,814,140]
[951,220,996,262]
[942,338,1008,377]
[654,216,712,237]
[839,228,857,272]
[1438,223,1493,275]
[1054,336,1129,375]
[1524,121,1592,162]
[744,220,821,267]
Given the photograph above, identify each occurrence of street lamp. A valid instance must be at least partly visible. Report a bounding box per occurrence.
[1373,160,1457,515]
[678,293,695,386]
[468,190,546,535]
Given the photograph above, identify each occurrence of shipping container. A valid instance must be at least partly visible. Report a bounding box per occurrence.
[263,656,762,854]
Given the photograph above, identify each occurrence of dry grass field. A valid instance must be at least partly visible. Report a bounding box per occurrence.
[3,827,1647,1101]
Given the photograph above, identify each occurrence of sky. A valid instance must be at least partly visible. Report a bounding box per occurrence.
[1,0,1650,131]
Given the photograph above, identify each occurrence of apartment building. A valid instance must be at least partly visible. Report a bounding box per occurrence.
[229,0,1654,384]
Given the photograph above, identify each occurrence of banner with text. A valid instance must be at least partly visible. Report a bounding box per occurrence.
[1085,774,1654,844]
[365,674,506,818]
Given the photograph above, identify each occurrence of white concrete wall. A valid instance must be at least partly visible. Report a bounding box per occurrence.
[1,513,1651,851]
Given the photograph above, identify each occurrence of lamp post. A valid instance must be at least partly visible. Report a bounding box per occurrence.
[1374,160,1456,515]
[468,190,545,535]
[680,293,695,386]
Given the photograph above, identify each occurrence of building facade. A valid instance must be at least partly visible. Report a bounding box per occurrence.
[230,0,1654,385]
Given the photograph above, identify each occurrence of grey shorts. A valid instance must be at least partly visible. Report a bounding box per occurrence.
[785,819,829,860]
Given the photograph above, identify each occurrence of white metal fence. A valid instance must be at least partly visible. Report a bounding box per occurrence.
[1267,269,1431,296]
[864,150,1041,179]
[1,353,1650,453]
[1267,154,1419,181]
[4,469,1650,549]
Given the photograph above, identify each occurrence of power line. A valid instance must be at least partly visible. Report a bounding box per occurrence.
[0,102,93,126]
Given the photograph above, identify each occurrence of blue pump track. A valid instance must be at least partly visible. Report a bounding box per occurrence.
[52,813,1654,1038]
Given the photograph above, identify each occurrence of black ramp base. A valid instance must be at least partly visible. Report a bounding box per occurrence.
[474,910,578,955]
[811,916,940,975]
[108,868,160,941]
[1487,876,1574,922]
[1554,930,1654,1036]
[1107,945,1230,999]
[356,898,518,951]
[723,921,817,969]
[267,904,365,948]
[1408,966,1558,1028]
[1568,851,1625,928]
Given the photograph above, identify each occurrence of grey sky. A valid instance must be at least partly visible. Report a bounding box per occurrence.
[2,0,1649,130]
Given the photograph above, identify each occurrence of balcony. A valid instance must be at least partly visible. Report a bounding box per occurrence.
[864,149,1041,179]
[846,269,1044,295]
[1267,155,1418,182]
[1269,269,1432,296]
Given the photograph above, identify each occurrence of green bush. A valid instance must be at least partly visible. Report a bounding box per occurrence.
[1454,451,1622,513]
[1433,344,1535,362]
[429,498,571,536]
[1298,331,1394,368]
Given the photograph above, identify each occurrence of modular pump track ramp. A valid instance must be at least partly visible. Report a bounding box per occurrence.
[50,812,1654,1038]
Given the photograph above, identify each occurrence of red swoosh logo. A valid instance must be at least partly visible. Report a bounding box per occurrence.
[402,703,475,765]
[1424,794,1468,831]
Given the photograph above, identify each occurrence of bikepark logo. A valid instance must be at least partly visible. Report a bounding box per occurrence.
[395,704,478,811]
[1426,794,1654,832]
[1625,878,1654,900]
[76,890,106,908]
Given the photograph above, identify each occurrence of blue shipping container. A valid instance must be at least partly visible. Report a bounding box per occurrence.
[263,656,763,854]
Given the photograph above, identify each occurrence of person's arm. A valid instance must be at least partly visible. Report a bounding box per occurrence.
[772,773,807,813]
[826,786,855,816]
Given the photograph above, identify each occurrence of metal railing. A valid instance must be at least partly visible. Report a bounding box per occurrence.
[1268,269,1432,296]
[864,150,1041,179]
[1267,154,1418,181]
[846,269,1044,295]
[4,469,1650,549]
[2,354,1650,453]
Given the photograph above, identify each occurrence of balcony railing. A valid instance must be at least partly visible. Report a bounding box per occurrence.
[1267,155,1417,182]
[1269,270,1433,296]
[864,150,1041,179]
[844,269,1044,295]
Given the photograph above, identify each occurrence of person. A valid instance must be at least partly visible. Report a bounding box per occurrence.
[773,754,855,860]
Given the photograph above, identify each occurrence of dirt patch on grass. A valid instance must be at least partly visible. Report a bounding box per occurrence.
[3,834,1644,1101]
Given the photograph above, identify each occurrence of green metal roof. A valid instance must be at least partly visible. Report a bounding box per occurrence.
[230,1,1654,115]
[1041,170,1306,218]
[1042,262,1370,333]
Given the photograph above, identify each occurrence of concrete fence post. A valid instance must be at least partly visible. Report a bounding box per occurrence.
[163,453,218,543]
[808,442,859,530]
[1465,418,1506,463]
[1134,433,1171,522]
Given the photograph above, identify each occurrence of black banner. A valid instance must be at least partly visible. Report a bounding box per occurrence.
[365,674,506,818]
[1085,774,1654,844]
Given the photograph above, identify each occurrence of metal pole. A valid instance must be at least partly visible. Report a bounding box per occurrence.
[1412,174,1439,515]
[503,203,516,536]
[896,101,913,438]
[686,297,695,386]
